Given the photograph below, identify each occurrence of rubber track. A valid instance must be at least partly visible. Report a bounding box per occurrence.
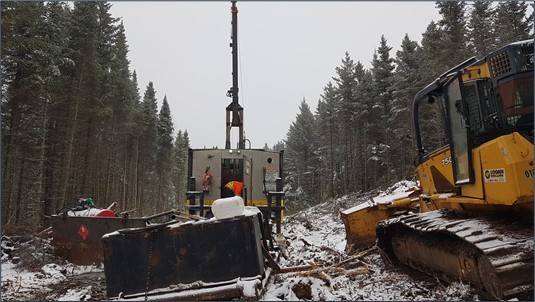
[376,210,533,300]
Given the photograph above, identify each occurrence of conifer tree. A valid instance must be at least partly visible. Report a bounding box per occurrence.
[284,99,317,203]
[93,17,134,210]
[494,1,532,47]
[419,21,450,153]
[58,1,100,205]
[272,141,285,152]
[355,68,375,190]
[420,21,447,78]
[332,52,359,194]
[1,1,186,229]
[156,96,175,211]
[173,130,190,209]
[392,34,423,179]
[129,70,143,211]
[40,1,73,223]
[467,1,495,57]
[138,82,159,214]
[370,35,395,186]
[316,82,339,197]
[1,1,50,226]
[436,1,470,68]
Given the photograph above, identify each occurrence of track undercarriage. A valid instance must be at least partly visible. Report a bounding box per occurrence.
[376,210,533,300]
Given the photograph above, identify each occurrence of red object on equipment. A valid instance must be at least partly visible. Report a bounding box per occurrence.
[96,209,116,217]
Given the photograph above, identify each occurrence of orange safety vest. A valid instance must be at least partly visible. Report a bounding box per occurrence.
[225,181,243,196]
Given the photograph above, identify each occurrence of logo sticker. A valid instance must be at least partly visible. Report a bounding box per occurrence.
[484,168,506,183]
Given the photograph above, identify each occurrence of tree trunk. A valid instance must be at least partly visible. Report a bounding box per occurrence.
[38,99,50,228]
[123,139,128,211]
[60,75,83,207]
[14,158,25,224]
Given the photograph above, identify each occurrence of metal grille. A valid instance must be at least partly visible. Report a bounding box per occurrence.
[489,51,511,78]
[521,45,534,71]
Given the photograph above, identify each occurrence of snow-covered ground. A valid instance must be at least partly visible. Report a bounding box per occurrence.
[1,181,481,301]
[1,236,106,301]
[261,181,477,301]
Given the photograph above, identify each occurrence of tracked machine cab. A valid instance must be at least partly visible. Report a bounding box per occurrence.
[411,39,533,206]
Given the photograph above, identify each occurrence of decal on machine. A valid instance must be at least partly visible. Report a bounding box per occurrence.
[484,168,506,183]
[441,157,452,166]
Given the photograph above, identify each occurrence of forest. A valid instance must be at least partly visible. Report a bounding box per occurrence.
[1,1,533,232]
[279,1,533,209]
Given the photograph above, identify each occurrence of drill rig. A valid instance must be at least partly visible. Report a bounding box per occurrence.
[185,0,285,231]
[101,2,284,300]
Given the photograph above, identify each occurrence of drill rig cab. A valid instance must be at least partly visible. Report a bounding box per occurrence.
[186,148,285,230]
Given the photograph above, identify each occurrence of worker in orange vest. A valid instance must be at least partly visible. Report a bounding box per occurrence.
[223,180,243,197]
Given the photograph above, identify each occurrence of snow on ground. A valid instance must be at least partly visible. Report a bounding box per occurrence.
[261,181,478,301]
[1,261,101,301]
[1,181,482,301]
[1,236,106,301]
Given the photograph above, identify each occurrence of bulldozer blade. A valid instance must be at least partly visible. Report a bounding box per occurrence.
[339,188,419,252]
[102,214,265,298]
[340,201,391,251]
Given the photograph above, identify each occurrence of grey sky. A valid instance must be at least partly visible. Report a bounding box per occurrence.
[111,1,441,149]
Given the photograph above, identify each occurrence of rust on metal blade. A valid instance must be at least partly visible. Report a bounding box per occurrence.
[102,214,265,298]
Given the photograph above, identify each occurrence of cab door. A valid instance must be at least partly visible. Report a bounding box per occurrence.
[444,73,473,185]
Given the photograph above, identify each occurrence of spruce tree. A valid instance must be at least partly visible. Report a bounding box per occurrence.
[156,96,175,212]
[272,141,285,152]
[355,68,375,190]
[467,1,495,57]
[172,130,190,208]
[284,99,317,204]
[420,21,447,78]
[370,35,396,186]
[59,1,100,206]
[138,82,159,214]
[419,21,450,152]
[102,17,138,211]
[392,34,423,179]
[316,82,339,197]
[494,1,532,47]
[1,1,51,227]
[332,52,359,194]
[436,1,470,68]
[129,70,143,211]
[40,1,73,223]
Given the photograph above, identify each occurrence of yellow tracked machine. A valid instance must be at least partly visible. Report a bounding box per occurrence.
[340,40,534,300]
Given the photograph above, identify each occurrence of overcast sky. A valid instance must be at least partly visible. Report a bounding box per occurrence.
[111,1,441,149]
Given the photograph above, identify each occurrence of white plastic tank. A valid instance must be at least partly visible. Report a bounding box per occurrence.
[212,196,245,219]
[67,208,102,216]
